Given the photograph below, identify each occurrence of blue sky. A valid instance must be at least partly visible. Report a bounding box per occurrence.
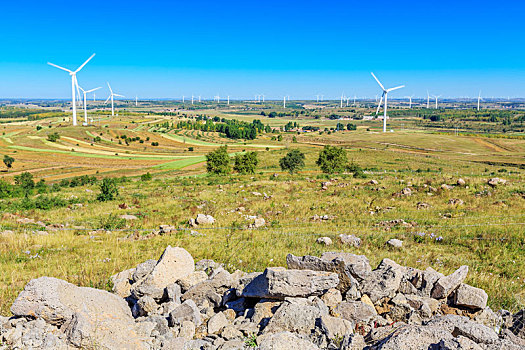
[1,0,524,99]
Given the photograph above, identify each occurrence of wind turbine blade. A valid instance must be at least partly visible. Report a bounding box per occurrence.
[370,72,385,91]
[113,94,125,97]
[105,95,111,104]
[47,62,73,73]
[387,85,405,92]
[107,82,113,94]
[86,87,102,93]
[74,53,96,73]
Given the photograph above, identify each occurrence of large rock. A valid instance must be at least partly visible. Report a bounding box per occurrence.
[286,254,358,292]
[240,267,338,299]
[10,277,148,349]
[257,332,320,350]
[431,266,468,299]
[110,267,135,298]
[262,301,321,334]
[319,314,353,339]
[320,252,372,281]
[333,300,377,324]
[360,259,405,303]
[207,312,229,334]
[132,246,194,299]
[168,300,202,327]
[182,269,235,308]
[426,315,499,344]
[177,270,208,292]
[453,284,488,310]
[374,324,454,349]
[133,259,157,282]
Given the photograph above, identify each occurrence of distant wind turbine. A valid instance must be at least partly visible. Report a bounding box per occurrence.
[47,53,96,126]
[477,91,483,111]
[406,95,414,109]
[371,72,404,133]
[433,95,441,109]
[427,91,430,109]
[78,86,101,125]
[105,82,124,116]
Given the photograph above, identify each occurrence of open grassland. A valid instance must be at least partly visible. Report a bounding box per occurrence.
[0,111,524,316]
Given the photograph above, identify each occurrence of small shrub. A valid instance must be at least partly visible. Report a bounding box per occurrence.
[97,178,119,201]
[99,213,126,230]
[47,132,60,142]
[279,149,305,174]
[141,172,153,181]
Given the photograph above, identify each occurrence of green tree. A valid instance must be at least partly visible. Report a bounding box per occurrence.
[47,132,60,142]
[233,152,258,174]
[97,178,119,201]
[3,155,14,169]
[206,146,231,175]
[316,145,348,174]
[14,172,35,194]
[279,149,305,174]
[140,172,152,181]
[346,123,357,131]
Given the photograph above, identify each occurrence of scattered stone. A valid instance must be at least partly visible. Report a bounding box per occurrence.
[457,178,466,186]
[488,178,506,187]
[339,234,361,247]
[441,184,455,190]
[387,239,403,248]
[417,202,431,209]
[448,198,464,206]
[316,236,333,245]
[177,270,208,292]
[257,331,320,350]
[119,214,138,220]
[195,213,216,225]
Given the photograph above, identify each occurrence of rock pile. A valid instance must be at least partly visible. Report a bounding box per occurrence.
[1,246,524,349]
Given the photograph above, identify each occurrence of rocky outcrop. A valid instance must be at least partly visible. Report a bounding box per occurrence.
[2,248,523,350]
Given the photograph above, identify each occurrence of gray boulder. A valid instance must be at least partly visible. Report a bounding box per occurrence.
[132,246,195,299]
[168,300,202,327]
[334,300,377,324]
[110,267,135,298]
[321,252,372,281]
[257,331,320,350]
[426,315,499,344]
[133,259,157,282]
[360,258,405,303]
[10,277,149,349]
[453,284,488,310]
[431,266,468,299]
[319,314,353,339]
[240,267,338,299]
[262,301,322,334]
[374,324,454,349]
[286,254,358,292]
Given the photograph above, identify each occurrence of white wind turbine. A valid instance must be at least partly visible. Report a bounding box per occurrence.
[477,91,483,111]
[47,53,96,126]
[426,90,430,109]
[433,95,441,109]
[227,96,230,105]
[135,95,138,107]
[78,85,101,125]
[406,95,414,108]
[105,82,124,116]
[371,72,404,133]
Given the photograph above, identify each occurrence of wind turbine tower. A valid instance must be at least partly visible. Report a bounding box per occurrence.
[105,82,124,116]
[78,86,101,125]
[47,53,96,126]
[477,91,482,111]
[371,72,404,133]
